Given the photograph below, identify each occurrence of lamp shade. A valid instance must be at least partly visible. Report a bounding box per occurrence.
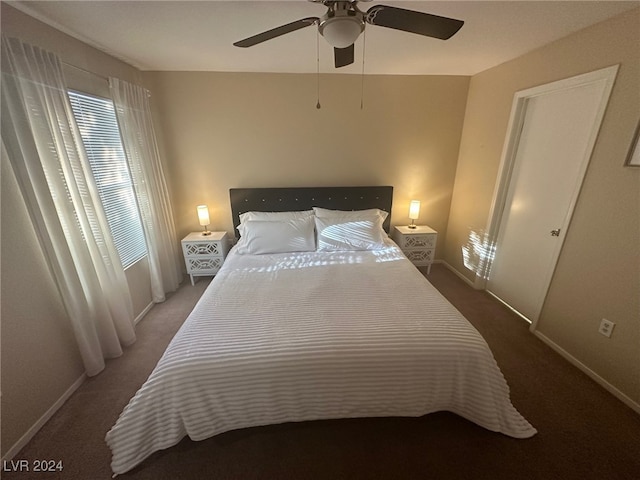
[409,200,421,220]
[320,16,364,48]
[197,205,210,226]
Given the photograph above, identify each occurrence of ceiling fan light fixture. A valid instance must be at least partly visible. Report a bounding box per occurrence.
[233,1,465,70]
[319,16,364,48]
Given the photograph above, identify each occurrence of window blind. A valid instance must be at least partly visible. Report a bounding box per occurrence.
[68,90,147,269]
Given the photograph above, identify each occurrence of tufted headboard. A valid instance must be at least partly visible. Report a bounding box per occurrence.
[229,186,394,236]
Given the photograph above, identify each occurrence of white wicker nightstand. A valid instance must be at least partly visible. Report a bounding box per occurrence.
[181,232,230,285]
[391,225,438,274]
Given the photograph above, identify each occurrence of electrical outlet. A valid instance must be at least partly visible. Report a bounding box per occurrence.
[598,318,615,338]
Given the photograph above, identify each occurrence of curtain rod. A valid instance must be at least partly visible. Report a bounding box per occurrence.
[61,62,151,98]
[62,61,109,83]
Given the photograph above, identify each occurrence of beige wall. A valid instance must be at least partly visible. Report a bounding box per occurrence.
[444,8,640,405]
[0,4,152,457]
[142,72,470,245]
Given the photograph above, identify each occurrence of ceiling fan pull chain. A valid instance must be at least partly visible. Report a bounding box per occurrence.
[360,28,366,110]
[316,26,321,110]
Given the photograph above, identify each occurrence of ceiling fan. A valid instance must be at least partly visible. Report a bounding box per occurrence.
[233,0,464,68]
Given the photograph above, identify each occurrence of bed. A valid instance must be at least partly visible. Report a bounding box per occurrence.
[106,186,536,475]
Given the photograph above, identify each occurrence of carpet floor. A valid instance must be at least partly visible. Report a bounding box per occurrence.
[4,264,639,480]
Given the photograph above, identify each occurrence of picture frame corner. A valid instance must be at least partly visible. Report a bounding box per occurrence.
[624,119,640,167]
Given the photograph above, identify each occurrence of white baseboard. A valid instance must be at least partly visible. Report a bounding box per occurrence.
[134,301,154,325]
[438,260,477,288]
[2,373,86,462]
[533,330,640,415]
[2,303,153,462]
[2,303,154,461]
[437,260,639,414]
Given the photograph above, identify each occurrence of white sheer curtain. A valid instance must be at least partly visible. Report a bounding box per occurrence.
[1,36,136,376]
[109,78,182,303]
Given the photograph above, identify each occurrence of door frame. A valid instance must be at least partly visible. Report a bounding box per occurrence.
[476,65,619,330]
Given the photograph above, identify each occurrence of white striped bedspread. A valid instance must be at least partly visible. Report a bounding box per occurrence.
[106,240,536,475]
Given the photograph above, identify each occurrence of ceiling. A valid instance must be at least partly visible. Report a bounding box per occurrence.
[8,0,639,75]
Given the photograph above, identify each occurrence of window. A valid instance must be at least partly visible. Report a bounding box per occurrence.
[68,90,147,269]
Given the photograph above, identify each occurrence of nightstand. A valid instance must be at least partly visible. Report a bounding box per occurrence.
[181,232,230,285]
[392,225,438,274]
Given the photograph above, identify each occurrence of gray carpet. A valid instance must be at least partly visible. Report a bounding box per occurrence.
[5,264,639,480]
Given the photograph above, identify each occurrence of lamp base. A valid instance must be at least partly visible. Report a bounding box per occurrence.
[408,224,417,229]
[201,230,211,236]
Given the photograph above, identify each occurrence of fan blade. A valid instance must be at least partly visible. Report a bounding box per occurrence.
[234,17,319,47]
[366,5,463,40]
[334,44,354,68]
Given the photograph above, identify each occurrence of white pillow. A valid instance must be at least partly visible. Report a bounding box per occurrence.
[315,215,387,252]
[238,210,314,226]
[312,206,389,222]
[235,217,316,255]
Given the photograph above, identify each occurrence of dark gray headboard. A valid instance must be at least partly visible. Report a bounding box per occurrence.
[230,186,393,235]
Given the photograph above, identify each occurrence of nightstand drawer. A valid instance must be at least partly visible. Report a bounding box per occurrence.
[404,249,435,266]
[183,241,225,257]
[398,233,437,249]
[185,256,225,274]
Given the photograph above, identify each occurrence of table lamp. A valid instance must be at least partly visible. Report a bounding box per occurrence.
[197,205,211,236]
[408,200,420,229]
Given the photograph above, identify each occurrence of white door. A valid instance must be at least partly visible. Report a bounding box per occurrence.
[486,67,617,325]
